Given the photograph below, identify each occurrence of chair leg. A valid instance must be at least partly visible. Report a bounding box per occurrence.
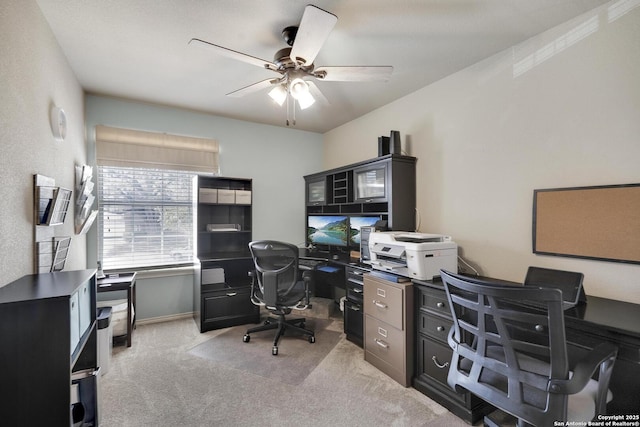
[244,317,279,334]
[244,312,315,355]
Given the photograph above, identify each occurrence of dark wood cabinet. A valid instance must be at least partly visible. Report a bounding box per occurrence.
[412,281,494,424]
[0,269,99,426]
[304,154,416,231]
[344,264,370,347]
[194,177,259,332]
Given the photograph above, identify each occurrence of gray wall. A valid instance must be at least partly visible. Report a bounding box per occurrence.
[0,0,87,285]
[324,1,640,304]
[85,95,324,319]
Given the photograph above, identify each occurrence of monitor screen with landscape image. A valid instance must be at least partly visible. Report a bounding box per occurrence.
[348,216,380,246]
[307,215,348,247]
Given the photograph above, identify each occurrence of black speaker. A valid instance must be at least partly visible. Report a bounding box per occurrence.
[360,226,375,262]
[389,130,401,154]
[377,136,390,156]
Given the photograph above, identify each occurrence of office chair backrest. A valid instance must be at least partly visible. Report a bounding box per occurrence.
[249,240,300,307]
[441,270,571,426]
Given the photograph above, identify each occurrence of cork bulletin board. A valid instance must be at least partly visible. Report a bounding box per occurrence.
[533,184,640,264]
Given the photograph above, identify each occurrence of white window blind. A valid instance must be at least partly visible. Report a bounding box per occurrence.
[95,126,218,270]
[98,166,195,270]
[95,125,219,174]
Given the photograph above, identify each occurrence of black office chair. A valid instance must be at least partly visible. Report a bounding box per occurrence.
[440,270,617,427]
[243,240,315,355]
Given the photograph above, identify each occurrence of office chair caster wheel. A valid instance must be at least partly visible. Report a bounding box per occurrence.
[272,346,278,356]
[243,334,250,343]
[308,335,315,344]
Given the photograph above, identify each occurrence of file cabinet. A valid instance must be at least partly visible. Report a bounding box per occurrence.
[363,274,413,386]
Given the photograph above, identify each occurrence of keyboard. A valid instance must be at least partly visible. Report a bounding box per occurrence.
[298,258,324,269]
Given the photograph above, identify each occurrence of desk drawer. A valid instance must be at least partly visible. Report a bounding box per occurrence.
[418,311,452,344]
[418,286,451,317]
[417,336,463,402]
[344,300,364,346]
[364,275,404,329]
[202,287,255,322]
[365,315,405,369]
[346,281,364,305]
[346,267,366,285]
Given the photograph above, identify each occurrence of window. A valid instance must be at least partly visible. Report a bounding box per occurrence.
[98,166,195,270]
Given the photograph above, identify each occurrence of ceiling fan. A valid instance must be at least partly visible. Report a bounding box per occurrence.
[189,4,393,125]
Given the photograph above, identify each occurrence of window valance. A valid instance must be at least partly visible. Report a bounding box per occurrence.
[95,125,219,174]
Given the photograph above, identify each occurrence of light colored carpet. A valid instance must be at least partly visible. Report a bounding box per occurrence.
[188,318,341,385]
[99,315,470,427]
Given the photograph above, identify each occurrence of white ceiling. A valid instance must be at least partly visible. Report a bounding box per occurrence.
[36,0,610,133]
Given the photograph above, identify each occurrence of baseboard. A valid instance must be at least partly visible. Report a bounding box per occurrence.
[136,312,194,326]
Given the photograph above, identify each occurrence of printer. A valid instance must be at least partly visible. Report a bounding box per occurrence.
[368,232,457,280]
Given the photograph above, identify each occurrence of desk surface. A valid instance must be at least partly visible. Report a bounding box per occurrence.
[569,295,640,338]
[97,272,136,286]
[413,276,640,341]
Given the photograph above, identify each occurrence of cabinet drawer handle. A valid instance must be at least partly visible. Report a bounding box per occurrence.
[436,326,445,332]
[373,300,387,309]
[348,305,360,312]
[374,338,389,349]
[226,292,237,297]
[432,356,449,369]
[353,288,363,294]
[436,302,445,308]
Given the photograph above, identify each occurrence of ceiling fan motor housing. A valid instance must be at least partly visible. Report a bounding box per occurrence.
[282,26,298,46]
[274,47,296,69]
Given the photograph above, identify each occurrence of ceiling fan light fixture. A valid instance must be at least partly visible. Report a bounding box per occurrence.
[289,77,309,100]
[297,90,315,110]
[268,85,287,106]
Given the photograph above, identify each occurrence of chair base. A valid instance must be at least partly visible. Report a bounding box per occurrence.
[243,313,315,355]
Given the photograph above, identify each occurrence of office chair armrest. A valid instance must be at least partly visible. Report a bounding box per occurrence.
[247,270,263,306]
[548,342,618,396]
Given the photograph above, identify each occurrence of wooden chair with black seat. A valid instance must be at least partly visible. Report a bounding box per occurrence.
[243,240,315,356]
[440,270,618,427]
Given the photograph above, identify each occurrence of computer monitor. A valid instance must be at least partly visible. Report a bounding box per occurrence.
[307,215,348,247]
[348,215,381,246]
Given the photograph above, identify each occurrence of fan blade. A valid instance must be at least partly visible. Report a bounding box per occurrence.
[189,38,276,71]
[226,79,278,98]
[307,81,329,106]
[314,66,393,82]
[289,5,337,66]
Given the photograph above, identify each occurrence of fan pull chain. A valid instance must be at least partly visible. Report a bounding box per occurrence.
[286,92,291,126]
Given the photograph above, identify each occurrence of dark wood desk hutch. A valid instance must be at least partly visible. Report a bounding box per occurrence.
[304,154,417,231]
[0,269,99,426]
[304,154,416,339]
[193,176,259,332]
